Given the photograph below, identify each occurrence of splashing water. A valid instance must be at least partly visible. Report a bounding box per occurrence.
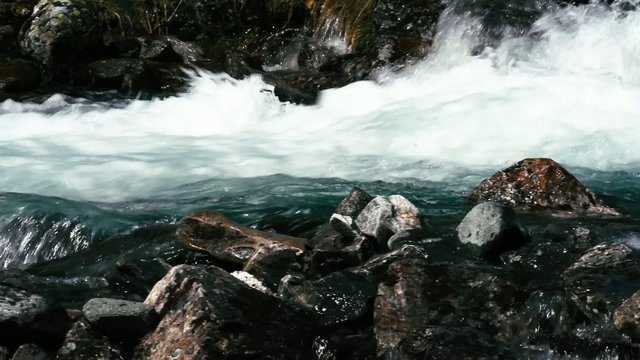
[0,4,639,204]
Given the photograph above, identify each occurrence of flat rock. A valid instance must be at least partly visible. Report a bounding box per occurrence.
[82,298,157,344]
[135,265,313,359]
[178,211,305,260]
[456,202,528,260]
[468,158,618,214]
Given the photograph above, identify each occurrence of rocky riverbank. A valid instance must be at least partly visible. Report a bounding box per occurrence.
[1,0,608,104]
[1,158,640,359]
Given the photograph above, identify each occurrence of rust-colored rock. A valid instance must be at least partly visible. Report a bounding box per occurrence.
[177,210,307,268]
[468,158,618,214]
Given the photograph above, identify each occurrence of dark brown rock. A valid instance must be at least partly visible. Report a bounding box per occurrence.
[468,158,618,214]
[177,211,306,269]
[614,291,640,343]
[56,319,125,360]
[134,264,313,359]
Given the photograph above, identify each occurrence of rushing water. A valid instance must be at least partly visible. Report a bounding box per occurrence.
[1,3,640,269]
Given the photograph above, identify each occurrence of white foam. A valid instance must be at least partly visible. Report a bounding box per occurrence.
[1,4,640,201]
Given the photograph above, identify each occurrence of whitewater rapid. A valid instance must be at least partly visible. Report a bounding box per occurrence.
[1,4,640,201]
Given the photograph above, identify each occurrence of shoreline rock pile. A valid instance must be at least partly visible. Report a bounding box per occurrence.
[0,157,639,359]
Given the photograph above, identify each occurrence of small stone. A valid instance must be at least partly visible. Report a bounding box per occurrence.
[329,213,360,241]
[355,195,426,251]
[456,202,528,260]
[335,187,373,217]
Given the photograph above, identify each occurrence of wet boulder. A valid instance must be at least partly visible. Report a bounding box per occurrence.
[9,343,48,360]
[139,36,201,64]
[563,243,640,323]
[372,0,443,61]
[135,264,313,359]
[308,228,375,276]
[56,319,125,360]
[0,284,71,348]
[328,186,374,241]
[177,211,307,287]
[335,187,374,218]
[20,0,103,67]
[614,291,640,343]
[82,298,158,344]
[87,59,152,92]
[374,259,524,358]
[468,158,618,214]
[281,245,428,326]
[355,195,427,251]
[0,59,40,92]
[456,202,528,260]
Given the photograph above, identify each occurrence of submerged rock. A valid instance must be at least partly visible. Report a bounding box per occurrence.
[614,291,640,343]
[374,259,523,358]
[135,264,313,359]
[468,158,618,214]
[355,195,427,251]
[82,298,157,344]
[177,211,306,286]
[56,319,125,360]
[457,202,528,260]
[563,243,640,323]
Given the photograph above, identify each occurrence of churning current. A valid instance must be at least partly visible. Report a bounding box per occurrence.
[1,4,640,202]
